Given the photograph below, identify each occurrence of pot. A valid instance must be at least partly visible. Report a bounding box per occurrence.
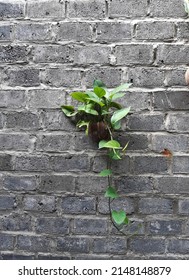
[88,121,110,142]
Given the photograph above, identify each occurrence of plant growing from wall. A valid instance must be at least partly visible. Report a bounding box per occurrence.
[61,80,131,232]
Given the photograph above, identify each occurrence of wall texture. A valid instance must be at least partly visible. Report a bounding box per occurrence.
[0,0,189,260]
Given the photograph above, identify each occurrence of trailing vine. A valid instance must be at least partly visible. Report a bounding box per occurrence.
[61,80,131,231]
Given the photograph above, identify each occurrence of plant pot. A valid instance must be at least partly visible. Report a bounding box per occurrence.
[88,121,110,142]
[185,68,189,85]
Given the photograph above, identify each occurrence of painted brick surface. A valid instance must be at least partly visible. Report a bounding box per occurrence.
[0,0,188,260]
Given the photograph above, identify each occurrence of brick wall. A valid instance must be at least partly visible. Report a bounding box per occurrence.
[0,0,189,259]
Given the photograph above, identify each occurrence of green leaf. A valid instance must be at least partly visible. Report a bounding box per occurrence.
[123,216,129,225]
[99,169,112,177]
[86,97,104,107]
[61,105,77,117]
[94,87,106,98]
[71,92,88,103]
[112,121,121,130]
[105,186,119,199]
[108,150,121,160]
[93,80,106,88]
[76,121,90,135]
[111,107,130,125]
[109,102,122,110]
[112,210,126,225]
[78,104,99,116]
[111,92,126,101]
[109,83,132,96]
[99,140,122,150]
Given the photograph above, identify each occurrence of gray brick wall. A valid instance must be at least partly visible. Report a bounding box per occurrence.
[0,0,188,260]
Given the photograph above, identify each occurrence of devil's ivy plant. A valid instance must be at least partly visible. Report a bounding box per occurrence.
[61,80,131,231]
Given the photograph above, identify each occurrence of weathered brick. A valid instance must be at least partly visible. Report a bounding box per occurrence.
[156,177,189,194]
[173,157,189,174]
[76,176,107,194]
[165,69,186,87]
[50,154,90,172]
[0,154,12,171]
[111,219,145,235]
[149,0,186,18]
[6,112,39,130]
[38,255,70,260]
[0,196,15,210]
[33,45,73,63]
[135,21,175,41]
[120,91,151,112]
[3,175,37,191]
[152,134,188,152]
[0,113,3,128]
[93,155,130,174]
[127,113,165,131]
[7,68,40,87]
[61,196,96,214]
[17,235,52,252]
[115,176,154,194]
[0,213,31,231]
[73,46,111,65]
[139,198,174,214]
[98,197,134,215]
[168,239,189,254]
[36,134,71,152]
[0,134,31,151]
[28,90,66,109]
[0,90,25,108]
[117,133,149,151]
[36,217,69,234]
[129,238,165,254]
[115,44,153,66]
[23,195,55,212]
[0,24,13,41]
[109,0,148,18]
[54,22,92,42]
[177,22,189,40]
[179,200,189,215]
[41,110,75,131]
[73,218,108,235]
[42,68,82,87]
[57,237,89,253]
[27,0,65,19]
[1,254,34,260]
[71,133,96,151]
[0,233,14,250]
[68,0,105,19]
[96,22,131,42]
[166,114,189,132]
[15,23,51,41]
[157,45,189,65]
[15,155,50,172]
[93,238,127,253]
[147,220,183,235]
[0,45,29,63]
[39,175,75,193]
[0,1,24,18]
[132,156,169,174]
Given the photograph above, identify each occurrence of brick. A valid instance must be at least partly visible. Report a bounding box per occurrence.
[152,134,188,152]
[0,134,31,151]
[109,0,147,18]
[36,217,69,234]
[166,69,186,87]
[148,220,183,235]
[28,90,66,109]
[33,45,73,63]
[38,255,70,260]
[71,133,96,151]
[0,24,13,41]
[111,219,145,235]
[0,1,24,18]
[0,154,12,171]
[129,238,165,254]
[68,0,105,19]
[127,67,165,88]
[177,22,189,40]
[157,45,189,65]
[93,238,127,253]
[73,46,110,65]
[115,176,154,194]
[120,91,151,112]
[173,157,189,174]
[41,110,75,131]
[15,155,50,172]
[1,254,34,260]
[117,133,149,151]
[54,22,92,42]
[139,198,174,214]
[7,68,40,87]
[135,21,175,41]
[61,196,96,214]
[0,113,3,128]
[42,68,82,87]
[0,213,31,231]
[15,23,51,41]
[0,234,14,250]
[36,134,71,152]
[0,90,25,108]
[93,155,130,174]
[23,195,55,212]
[98,197,134,215]
[27,0,65,19]
[156,177,189,194]
[6,112,39,130]
[0,45,29,63]
[50,154,90,172]
[115,44,153,66]
[17,235,52,252]
[149,0,186,18]
[179,200,189,215]
[3,175,37,191]
[153,90,189,111]
[39,175,75,193]
[76,176,107,194]
[73,218,108,235]
[133,156,169,174]
[166,114,189,132]
[0,196,15,210]
[168,239,189,254]
[96,22,131,42]
[127,113,165,131]
[57,237,89,253]
[84,67,122,88]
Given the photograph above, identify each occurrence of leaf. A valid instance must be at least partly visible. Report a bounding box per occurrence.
[76,121,90,135]
[111,107,130,125]
[99,140,122,150]
[108,150,122,160]
[111,92,126,101]
[61,105,77,117]
[78,104,99,116]
[86,97,104,107]
[93,80,106,88]
[105,186,119,199]
[94,87,106,98]
[123,216,129,225]
[112,121,121,130]
[99,169,112,177]
[109,83,132,96]
[71,92,88,103]
[109,101,122,110]
[112,210,126,225]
